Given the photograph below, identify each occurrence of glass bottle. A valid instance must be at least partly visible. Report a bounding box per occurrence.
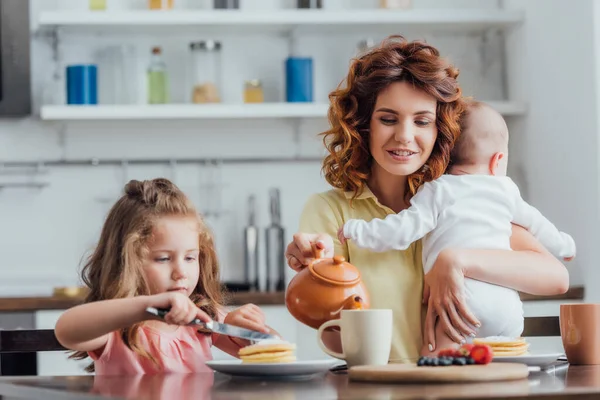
[190,40,221,104]
[147,47,168,104]
[356,38,376,56]
[244,80,264,103]
[149,0,174,10]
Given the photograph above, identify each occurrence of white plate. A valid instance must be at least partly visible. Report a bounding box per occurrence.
[492,352,564,367]
[205,359,340,380]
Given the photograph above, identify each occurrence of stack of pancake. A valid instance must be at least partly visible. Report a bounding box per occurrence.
[473,336,529,356]
[238,339,297,364]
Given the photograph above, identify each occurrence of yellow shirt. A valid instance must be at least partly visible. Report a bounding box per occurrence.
[299,187,425,363]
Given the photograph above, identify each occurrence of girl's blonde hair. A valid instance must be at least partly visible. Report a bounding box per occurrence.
[71,178,225,372]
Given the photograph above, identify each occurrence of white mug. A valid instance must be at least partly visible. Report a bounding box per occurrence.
[317,309,393,367]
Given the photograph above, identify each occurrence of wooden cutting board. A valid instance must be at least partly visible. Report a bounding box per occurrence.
[349,363,529,383]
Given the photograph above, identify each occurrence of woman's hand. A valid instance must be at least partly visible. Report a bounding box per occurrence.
[147,292,211,325]
[424,248,480,351]
[285,233,334,271]
[224,304,270,334]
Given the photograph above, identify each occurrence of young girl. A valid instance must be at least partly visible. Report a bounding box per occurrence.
[55,178,279,375]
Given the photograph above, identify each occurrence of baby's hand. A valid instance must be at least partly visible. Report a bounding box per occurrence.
[337,226,347,245]
[224,304,270,334]
[147,292,211,325]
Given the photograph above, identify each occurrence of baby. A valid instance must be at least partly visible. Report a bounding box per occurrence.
[339,100,575,353]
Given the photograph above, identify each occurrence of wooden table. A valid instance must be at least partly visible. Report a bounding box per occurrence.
[0,364,599,400]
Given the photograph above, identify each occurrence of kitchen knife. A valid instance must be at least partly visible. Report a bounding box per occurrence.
[244,194,259,291]
[265,188,285,292]
[145,307,277,342]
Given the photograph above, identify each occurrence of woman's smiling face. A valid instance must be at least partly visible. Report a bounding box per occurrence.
[369,81,439,178]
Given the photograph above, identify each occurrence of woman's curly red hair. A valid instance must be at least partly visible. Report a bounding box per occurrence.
[321,35,466,201]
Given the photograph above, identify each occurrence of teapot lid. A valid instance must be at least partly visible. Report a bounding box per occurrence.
[309,255,361,286]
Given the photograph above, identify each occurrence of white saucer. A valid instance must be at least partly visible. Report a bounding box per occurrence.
[205,359,339,380]
[492,352,564,367]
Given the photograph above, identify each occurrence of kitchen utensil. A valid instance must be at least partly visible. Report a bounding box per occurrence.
[317,309,392,367]
[243,194,259,291]
[265,188,285,292]
[285,247,370,330]
[349,363,529,383]
[145,307,277,342]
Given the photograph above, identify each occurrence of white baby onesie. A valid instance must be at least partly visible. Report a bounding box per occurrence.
[343,175,575,338]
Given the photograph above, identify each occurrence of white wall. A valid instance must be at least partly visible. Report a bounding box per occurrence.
[504,0,597,291]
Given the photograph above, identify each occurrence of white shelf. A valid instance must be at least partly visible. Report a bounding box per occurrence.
[40,102,527,121]
[37,9,524,34]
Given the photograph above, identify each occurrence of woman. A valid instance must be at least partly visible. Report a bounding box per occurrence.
[285,36,569,363]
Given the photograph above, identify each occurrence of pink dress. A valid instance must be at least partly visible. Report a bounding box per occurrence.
[89,325,221,375]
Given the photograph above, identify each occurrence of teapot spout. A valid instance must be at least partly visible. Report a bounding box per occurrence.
[342,295,365,310]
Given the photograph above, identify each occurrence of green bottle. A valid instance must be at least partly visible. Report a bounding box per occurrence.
[148,47,168,104]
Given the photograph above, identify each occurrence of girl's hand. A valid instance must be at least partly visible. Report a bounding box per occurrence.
[147,292,211,325]
[424,249,480,351]
[224,304,270,334]
[285,233,334,271]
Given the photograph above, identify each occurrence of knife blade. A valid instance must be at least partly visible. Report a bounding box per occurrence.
[145,307,277,342]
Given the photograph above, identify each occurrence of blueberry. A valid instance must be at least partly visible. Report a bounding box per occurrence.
[432,358,440,366]
[453,357,467,366]
[466,357,476,365]
[439,358,453,366]
[417,357,427,366]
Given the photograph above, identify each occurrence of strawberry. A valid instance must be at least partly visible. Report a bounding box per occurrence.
[469,344,493,365]
[457,343,474,357]
[438,347,460,357]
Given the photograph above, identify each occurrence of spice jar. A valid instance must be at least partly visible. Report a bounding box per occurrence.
[149,0,174,10]
[189,40,221,104]
[244,80,264,103]
[380,0,412,9]
[89,0,107,11]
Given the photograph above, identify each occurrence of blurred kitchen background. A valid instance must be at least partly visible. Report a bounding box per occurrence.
[0,0,596,375]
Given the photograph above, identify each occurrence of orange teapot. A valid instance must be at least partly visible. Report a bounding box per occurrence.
[285,248,370,329]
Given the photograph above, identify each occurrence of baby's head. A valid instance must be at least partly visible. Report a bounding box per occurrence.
[449,100,509,176]
[81,177,223,319]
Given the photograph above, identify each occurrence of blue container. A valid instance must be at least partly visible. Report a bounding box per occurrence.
[285,57,313,103]
[66,64,98,105]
